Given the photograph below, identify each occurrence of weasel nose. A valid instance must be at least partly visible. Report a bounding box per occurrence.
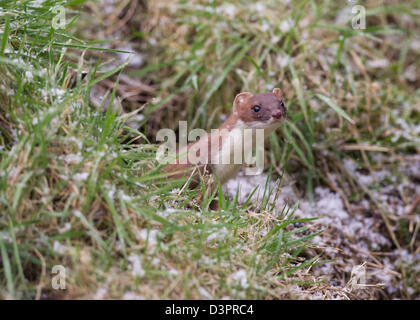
[272,110,283,119]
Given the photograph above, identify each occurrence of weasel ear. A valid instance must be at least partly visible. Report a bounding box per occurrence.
[233,92,252,112]
[272,88,283,100]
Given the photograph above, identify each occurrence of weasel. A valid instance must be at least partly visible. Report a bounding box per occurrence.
[164,88,287,191]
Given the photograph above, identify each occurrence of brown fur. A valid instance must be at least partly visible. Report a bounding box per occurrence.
[163,88,286,190]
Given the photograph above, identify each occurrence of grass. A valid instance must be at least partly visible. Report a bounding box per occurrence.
[0,0,420,299]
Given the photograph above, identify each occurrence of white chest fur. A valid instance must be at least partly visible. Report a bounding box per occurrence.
[211,119,279,184]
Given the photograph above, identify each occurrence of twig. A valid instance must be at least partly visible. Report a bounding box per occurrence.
[406,193,420,215]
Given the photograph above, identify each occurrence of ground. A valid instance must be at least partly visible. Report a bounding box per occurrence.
[0,0,419,299]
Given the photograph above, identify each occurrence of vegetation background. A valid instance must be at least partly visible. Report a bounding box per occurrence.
[0,0,419,299]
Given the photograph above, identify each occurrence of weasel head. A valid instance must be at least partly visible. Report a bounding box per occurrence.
[233,88,287,129]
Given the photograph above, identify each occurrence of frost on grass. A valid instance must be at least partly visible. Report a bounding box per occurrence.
[3,0,419,301]
[128,254,145,278]
[52,241,67,254]
[116,44,144,68]
[72,172,89,182]
[224,157,420,299]
[206,226,229,243]
[230,269,249,290]
[135,229,162,250]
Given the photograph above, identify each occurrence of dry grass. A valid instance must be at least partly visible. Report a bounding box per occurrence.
[0,0,419,299]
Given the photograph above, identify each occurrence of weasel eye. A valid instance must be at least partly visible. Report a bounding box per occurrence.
[252,105,261,112]
[280,101,285,107]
